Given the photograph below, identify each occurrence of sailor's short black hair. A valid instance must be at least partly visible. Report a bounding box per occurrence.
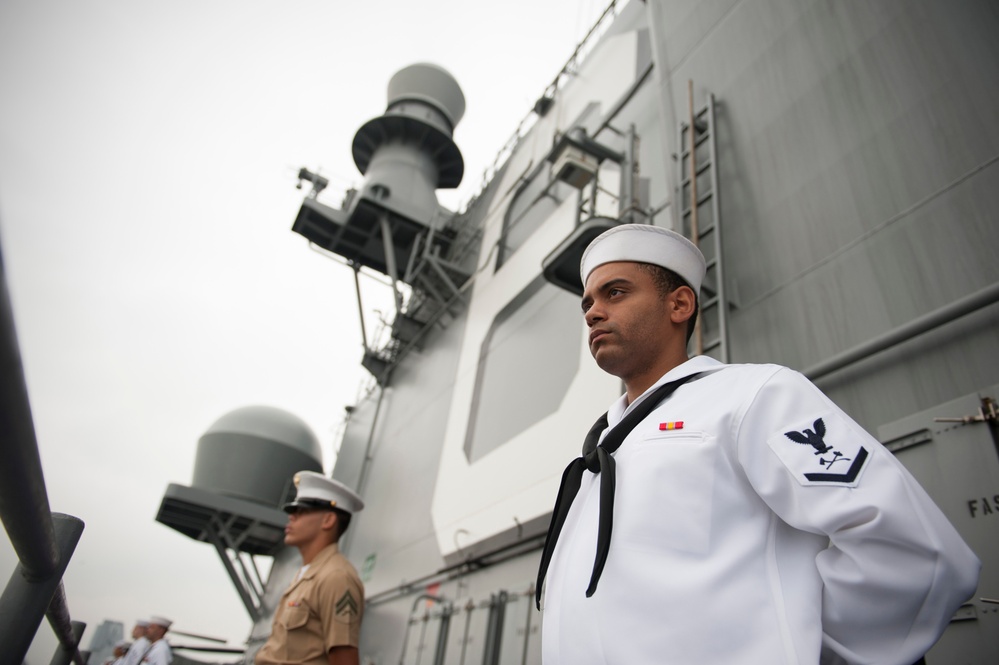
[636,262,699,344]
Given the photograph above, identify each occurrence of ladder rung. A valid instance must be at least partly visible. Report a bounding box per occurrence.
[681,192,715,216]
[678,160,713,186]
[677,150,711,167]
[682,191,714,211]
[681,121,711,139]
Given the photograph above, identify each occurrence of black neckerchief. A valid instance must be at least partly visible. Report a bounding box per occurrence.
[536,373,697,609]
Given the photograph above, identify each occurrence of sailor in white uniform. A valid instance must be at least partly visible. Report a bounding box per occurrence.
[537,224,980,665]
[143,616,173,665]
[120,620,150,665]
[108,640,131,665]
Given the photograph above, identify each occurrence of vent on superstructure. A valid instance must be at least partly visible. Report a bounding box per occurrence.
[292,63,470,298]
[292,64,483,385]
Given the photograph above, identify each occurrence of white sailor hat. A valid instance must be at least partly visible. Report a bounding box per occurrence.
[115,640,131,649]
[135,619,149,627]
[283,471,365,514]
[148,616,172,629]
[580,224,706,296]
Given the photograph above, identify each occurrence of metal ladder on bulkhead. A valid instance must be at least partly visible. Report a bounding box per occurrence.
[678,88,729,362]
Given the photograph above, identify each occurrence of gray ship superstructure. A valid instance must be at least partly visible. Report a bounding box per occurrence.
[155,1,999,663]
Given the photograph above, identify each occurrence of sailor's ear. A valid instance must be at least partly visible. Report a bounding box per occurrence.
[669,285,696,324]
[321,511,338,532]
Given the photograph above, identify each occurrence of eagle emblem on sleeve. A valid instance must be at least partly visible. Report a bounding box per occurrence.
[768,414,871,487]
[784,418,832,455]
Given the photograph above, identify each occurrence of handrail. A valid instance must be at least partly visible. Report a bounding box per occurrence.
[804,281,999,381]
[460,0,625,214]
[0,248,58,581]
[0,235,87,665]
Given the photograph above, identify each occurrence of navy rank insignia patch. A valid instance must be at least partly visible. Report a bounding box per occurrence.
[766,412,870,487]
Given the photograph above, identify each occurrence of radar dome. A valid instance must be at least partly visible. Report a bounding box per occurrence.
[191,405,323,507]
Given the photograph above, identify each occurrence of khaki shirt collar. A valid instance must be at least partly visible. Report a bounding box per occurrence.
[286,542,341,593]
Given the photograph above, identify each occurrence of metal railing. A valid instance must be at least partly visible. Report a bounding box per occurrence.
[804,281,999,382]
[461,0,626,215]
[0,235,88,665]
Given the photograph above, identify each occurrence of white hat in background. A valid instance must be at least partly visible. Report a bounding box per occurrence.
[148,616,172,629]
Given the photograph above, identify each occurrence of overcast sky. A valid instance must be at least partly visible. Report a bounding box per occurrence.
[0,0,613,660]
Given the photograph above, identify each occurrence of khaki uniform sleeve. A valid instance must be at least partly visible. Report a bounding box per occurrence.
[314,562,364,651]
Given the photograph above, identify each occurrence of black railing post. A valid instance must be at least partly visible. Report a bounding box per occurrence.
[0,233,88,665]
[0,235,59,580]
[48,620,87,665]
[0,513,85,665]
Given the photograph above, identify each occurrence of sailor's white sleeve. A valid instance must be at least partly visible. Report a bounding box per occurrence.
[737,367,980,665]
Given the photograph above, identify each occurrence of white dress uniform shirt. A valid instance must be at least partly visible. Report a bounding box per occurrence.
[120,636,150,665]
[144,640,172,665]
[541,356,979,665]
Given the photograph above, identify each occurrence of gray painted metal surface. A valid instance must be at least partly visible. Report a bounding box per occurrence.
[464,277,582,463]
[340,306,472,593]
[648,0,999,420]
[193,405,323,506]
[879,386,999,663]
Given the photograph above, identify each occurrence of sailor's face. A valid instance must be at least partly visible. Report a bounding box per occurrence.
[581,262,672,381]
[284,507,329,547]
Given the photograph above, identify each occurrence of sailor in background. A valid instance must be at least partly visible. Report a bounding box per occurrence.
[144,616,173,665]
[106,640,131,665]
[255,471,365,665]
[119,619,149,665]
[536,224,980,665]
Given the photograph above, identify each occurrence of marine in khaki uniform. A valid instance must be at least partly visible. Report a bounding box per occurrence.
[256,472,365,665]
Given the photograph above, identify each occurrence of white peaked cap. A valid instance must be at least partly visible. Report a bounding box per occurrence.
[148,616,172,628]
[135,620,149,627]
[283,471,365,514]
[580,224,706,295]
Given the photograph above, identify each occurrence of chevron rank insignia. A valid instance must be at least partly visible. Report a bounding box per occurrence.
[766,411,870,487]
[336,590,359,617]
